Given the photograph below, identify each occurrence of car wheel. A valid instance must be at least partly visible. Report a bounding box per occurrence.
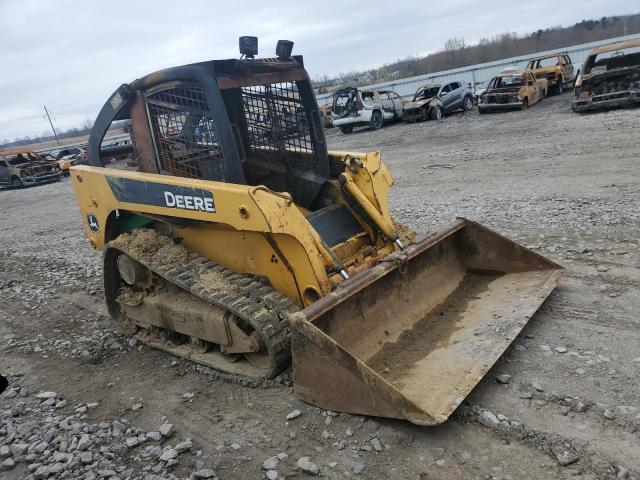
[11,177,23,188]
[430,106,443,120]
[556,78,563,94]
[520,99,529,110]
[339,126,353,134]
[369,110,383,130]
[463,96,473,111]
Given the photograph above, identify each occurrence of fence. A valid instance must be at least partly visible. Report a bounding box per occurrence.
[35,133,131,155]
[315,32,640,105]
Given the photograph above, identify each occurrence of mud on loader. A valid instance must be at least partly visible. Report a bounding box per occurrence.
[70,38,563,426]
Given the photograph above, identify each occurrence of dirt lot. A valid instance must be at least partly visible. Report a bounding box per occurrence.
[1,92,639,480]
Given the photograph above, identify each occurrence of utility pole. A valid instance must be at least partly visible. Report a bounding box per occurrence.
[44,105,61,146]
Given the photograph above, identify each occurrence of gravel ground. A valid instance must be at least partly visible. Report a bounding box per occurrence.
[1,92,639,480]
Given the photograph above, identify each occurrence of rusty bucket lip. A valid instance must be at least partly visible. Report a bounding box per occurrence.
[301,217,565,324]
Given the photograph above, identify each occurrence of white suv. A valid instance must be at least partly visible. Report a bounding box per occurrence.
[330,88,404,134]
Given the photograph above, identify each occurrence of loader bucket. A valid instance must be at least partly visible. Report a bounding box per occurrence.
[290,218,563,425]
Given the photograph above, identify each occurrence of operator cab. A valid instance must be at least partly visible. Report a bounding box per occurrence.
[88,37,330,210]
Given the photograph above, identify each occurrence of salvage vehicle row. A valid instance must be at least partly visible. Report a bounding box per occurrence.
[326,38,640,132]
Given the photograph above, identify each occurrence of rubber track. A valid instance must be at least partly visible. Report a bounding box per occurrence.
[106,232,300,378]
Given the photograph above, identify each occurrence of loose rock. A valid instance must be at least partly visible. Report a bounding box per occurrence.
[77,434,91,451]
[552,445,580,466]
[297,456,320,475]
[371,438,383,451]
[159,448,179,461]
[263,455,279,470]
[286,409,302,420]
[478,410,500,428]
[35,391,57,399]
[146,431,162,441]
[175,439,193,453]
[193,468,216,479]
[159,423,174,437]
[0,458,15,470]
[125,437,139,448]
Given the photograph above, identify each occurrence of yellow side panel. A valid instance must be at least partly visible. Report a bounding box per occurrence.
[69,166,335,306]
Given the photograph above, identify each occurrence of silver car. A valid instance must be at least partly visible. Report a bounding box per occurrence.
[403,81,474,122]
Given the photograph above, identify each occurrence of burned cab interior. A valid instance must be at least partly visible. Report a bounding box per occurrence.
[90,37,333,212]
[331,88,359,116]
[583,45,640,75]
[488,74,526,90]
[413,85,440,101]
[6,152,45,165]
[529,57,561,69]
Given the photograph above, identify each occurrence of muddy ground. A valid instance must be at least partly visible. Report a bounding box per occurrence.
[1,92,639,480]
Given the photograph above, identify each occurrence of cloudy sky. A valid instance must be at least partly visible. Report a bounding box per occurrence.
[0,0,636,140]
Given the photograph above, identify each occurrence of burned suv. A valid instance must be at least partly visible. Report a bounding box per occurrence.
[331,87,404,134]
[403,81,474,122]
[572,39,640,113]
[0,150,63,188]
[525,52,574,94]
[478,69,547,113]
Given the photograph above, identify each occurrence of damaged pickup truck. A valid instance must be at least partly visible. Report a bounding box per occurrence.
[572,39,640,113]
[525,52,574,94]
[403,82,474,122]
[0,150,63,188]
[478,69,547,113]
[330,87,404,133]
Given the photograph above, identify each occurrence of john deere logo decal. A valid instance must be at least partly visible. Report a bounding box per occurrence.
[87,213,100,232]
[106,178,216,213]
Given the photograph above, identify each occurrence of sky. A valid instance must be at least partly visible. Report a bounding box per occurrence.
[0,0,637,140]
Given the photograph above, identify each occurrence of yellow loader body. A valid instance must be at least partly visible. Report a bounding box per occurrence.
[71,150,397,307]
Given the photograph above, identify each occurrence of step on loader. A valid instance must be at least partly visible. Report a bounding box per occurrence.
[70,37,563,425]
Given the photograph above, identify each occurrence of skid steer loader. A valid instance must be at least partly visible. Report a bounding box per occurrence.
[70,37,563,425]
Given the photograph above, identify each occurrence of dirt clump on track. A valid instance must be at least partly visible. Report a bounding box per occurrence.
[110,228,190,266]
[197,268,234,295]
[1,93,639,479]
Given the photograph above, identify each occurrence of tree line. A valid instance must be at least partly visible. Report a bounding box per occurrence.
[0,119,129,150]
[313,13,640,91]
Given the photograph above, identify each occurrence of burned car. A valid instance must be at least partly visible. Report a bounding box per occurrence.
[0,150,63,188]
[572,39,640,113]
[478,69,547,113]
[55,147,88,175]
[330,87,404,134]
[525,52,574,95]
[404,81,474,122]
